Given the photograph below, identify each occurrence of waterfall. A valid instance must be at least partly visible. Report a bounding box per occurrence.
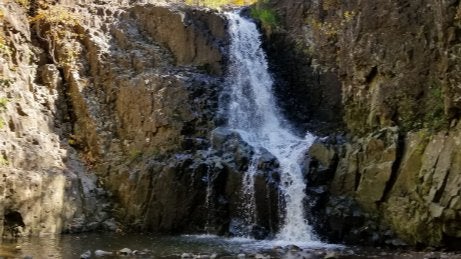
[224,11,317,242]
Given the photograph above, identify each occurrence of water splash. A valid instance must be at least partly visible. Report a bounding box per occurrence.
[239,152,259,230]
[224,11,317,243]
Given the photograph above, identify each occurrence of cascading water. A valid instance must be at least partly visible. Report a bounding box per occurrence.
[224,11,317,243]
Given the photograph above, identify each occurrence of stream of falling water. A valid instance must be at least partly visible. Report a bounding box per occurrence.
[224,11,317,243]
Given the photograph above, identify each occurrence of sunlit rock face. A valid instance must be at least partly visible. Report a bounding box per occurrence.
[0,0,284,238]
[264,0,461,248]
[0,1,112,237]
[0,0,230,236]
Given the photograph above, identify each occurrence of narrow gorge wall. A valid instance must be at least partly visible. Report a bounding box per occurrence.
[262,0,461,248]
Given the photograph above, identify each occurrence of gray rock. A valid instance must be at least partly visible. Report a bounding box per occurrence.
[118,248,132,255]
[324,251,338,259]
[94,250,113,257]
[80,250,91,259]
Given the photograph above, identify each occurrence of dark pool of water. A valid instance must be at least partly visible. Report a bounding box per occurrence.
[1,233,460,259]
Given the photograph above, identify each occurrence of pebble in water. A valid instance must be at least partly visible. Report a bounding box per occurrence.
[94,250,113,257]
[324,251,338,259]
[80,250,91,259]
[118,248,132,255]
[288,245,301,252]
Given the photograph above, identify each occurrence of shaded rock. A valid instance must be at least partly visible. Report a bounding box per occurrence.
[264,0,461,247]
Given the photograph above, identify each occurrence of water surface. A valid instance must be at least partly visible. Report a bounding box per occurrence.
[2,233,461,258]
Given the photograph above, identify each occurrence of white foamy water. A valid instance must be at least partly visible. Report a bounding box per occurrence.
[224,11,318,243]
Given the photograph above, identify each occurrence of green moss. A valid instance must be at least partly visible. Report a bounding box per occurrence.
[250,7,278,29]
[423,82,448,131]
[415,129,430,154]
[0,97,9,110]
[128,149,143,163]
[396,79,447,133]
[345,101,371,136]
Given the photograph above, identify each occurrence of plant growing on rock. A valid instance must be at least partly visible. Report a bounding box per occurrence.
[0,154,8,165]
[0,97,9,110]
[30,6,83,67]
[250,0,278,33]
[14,0,30,8]
[0,77,14,87]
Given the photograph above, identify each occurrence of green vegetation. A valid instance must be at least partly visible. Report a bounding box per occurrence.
[250,7,277,28]
[398,79,448,132]
[0,77,14,87]
[14,0,30,8]
[0,97,9,110]
[0,154,8,166]
[0,97,8,130]
[30,6,83,66]
[249,0,278,32]
[0,41,11,56]
[423,81,448,131]
[309,10,356,38]
[128,149,143,164]
[30,6,81,27]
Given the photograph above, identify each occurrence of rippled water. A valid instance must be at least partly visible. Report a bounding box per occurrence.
[2,233,461,259]
[1,233,338,258]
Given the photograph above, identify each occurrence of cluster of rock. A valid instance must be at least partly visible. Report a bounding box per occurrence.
[3,0,461,250]
[262,0,461,248]
[0,0,280,240]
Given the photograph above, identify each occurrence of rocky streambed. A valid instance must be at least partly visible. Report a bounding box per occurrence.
[1,234,461,259]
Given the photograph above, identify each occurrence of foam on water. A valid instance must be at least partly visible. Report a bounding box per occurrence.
[224,11,319,244]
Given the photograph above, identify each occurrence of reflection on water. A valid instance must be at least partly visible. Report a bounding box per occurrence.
[2,233,461,259]
[1,234,232,258]
[0,233,341,258]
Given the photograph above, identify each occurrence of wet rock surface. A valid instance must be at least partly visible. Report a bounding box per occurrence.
[0,0,285,238]
[260,0,461,248]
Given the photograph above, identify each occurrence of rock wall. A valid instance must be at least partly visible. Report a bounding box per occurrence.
[263,0,461,248]
[0,0,283,239]
[0,1,113,237]
[28,1,229,234]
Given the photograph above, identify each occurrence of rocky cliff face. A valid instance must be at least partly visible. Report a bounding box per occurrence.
[0,0,115,237]
[263,0,461,248]
[4,0,461,249]
[0,0,281,238]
